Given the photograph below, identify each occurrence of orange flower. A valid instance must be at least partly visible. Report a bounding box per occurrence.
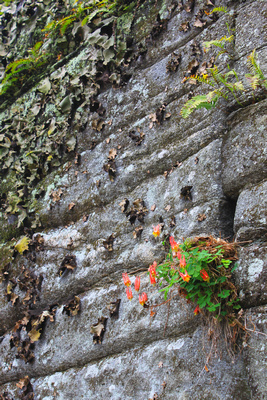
[149,272,156,285]
[194,305,200,315]
[149,261,157,285]
[134,276,141,292]
[180,255,186,268]
[179,270,191,282]
[153,225,161,237]
[200,269,210,282]
[122,272,131,287]
[139,292,148,306]
[169,236,179,252]
[149,261,157,276]
[126,287,133,300]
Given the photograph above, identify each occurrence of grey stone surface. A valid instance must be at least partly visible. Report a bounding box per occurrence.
[234,180,267,241]
[234,243,267,307]
[235,0,267,59]
[243,305,267,400]
[0,328,252,400]
[222,99,267,198]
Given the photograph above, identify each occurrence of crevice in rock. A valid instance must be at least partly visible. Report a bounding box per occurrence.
[219,197,237,240]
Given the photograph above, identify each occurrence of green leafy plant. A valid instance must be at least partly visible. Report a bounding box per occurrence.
[156,235,240,319]
[0,41,49,96]
[122,233,241,322]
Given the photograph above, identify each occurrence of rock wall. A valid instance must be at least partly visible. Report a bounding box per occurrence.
[0,0,266,399]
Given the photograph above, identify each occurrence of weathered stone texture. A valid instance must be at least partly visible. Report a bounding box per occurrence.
[0,0,267,399]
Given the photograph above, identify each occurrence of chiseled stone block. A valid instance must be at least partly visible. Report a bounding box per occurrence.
[234,180,267,241]
[222,99,267,198]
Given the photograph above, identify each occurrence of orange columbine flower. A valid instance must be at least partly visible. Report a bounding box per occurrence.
[153,225,161,237]
[134,276,141,292]
[180,255,186,268]
[126,287,133,300]
[149,272,156,285]
[122,272,131,287]
[194,305,200,315]
[169,236,180,252]
[200,269,210,282]
[149,261,157,285]
[139,292,148,306]
[179,270,191,282]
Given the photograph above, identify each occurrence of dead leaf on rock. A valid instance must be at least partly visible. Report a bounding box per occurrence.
[165,112,171,120]
[180,186,193,200]
[68,202,75,211]
[63,296,81,316]
[103,160,116,182]
[119,198,129,213]
[10,292,18,306]
[92,119,105,131]
[107,299,121,318]
[151,204,156,212]
[104,148,117,182]
[128,130,144,146]
[156,104,166,124]
[16,376,34,399]
[83,214,89,222]
[133,226,143,239]
[103,233,115,251]
[90,316,107,344]
[126,199,148,225]
[108,148,117,160]
[186,59,199,76]
[179,21,190,32]
[193,18,206,28]
[31,234,45,251]
[50,188,63,203]
[165,205,171,212]
[169,216,176,227]
[198,213,206,222]
[59,255,77,276]
[28,309,55,342]
[166,52,182,72]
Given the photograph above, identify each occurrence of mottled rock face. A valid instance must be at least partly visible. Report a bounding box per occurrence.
[0,0,266,399]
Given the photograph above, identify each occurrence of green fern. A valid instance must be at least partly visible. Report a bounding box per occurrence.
[180,92,221,119]
[203,35,234,53]
[246,50,267,89]
[210,7,228,14]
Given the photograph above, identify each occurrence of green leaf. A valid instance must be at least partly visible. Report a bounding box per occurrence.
[180,92,220,119]
[218,289,230,299]
[14,236,30,254]
[231,262,238,273]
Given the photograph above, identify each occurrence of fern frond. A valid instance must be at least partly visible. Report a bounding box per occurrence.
[245,74,260,90]
[210,7,228,14]
[203,35,234,53]
[247,50,265,80]
[180,92,220,119]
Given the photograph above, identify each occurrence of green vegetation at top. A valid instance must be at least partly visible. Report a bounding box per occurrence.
[0,0,142,101]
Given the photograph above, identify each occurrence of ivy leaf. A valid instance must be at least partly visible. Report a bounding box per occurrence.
[15,236,30,254]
